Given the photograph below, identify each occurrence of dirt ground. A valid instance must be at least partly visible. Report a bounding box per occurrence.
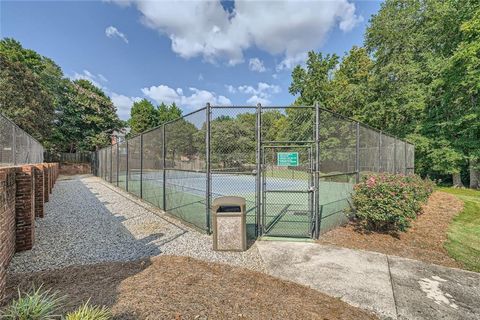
[3,256,376,320]
[318,191,464,268]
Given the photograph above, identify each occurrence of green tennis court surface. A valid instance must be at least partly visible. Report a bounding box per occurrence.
[111,171,353,237]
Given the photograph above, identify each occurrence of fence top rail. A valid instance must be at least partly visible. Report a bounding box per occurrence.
[210,105,258,109]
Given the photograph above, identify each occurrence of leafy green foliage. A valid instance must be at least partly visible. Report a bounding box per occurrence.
[157,102,182,124]
[165,118,201,162]
[288,0,480,186]
[64,301,112,320]
[55,80,122,152]
[0,39,56,142]
[129,99,157,135]
[0,286,63,320]
[289,51,338,106]
[0,38,122,152]
[210,113,256,169]
[352,173,434,232]
[329,46,373,121]
[128,101,183,137]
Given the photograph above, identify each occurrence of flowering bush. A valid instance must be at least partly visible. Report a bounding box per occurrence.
[352,173,434,232]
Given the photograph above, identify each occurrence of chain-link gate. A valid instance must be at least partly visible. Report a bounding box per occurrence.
[261,145,314,237]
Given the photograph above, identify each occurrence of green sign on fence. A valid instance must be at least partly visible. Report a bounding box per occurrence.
[277,152,299,166]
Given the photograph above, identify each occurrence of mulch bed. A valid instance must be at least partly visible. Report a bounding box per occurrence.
[318,191,464,268]
[3,256,376,320]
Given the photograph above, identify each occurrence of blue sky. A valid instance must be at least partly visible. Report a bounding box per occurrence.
[1,0,381,120]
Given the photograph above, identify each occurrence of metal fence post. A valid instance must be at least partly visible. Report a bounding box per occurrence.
[95,150,100,177]
[314,103,320,239]
[412,145,415,174]
[205,103,212,233]
[162,124,166,211]
[126,140,129,192]
[256,103,262,237]
[355,122,360,183]
[140,133,144,199]
[378,131,382,172]
[116,144,119,186]
[110,146,113,183]
[404,141,407,174]
[393,139,397,174]
[12,125,16,165]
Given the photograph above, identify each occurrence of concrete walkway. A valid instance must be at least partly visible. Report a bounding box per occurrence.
[257,241,480,320]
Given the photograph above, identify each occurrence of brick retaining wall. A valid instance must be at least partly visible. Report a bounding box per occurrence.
[0,163,58,300]
[0,168,16,302]
[32,165,45,218]
[14,166,36,252]
[43,164,50,203]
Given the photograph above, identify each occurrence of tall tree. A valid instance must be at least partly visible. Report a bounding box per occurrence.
[0,38,59,141]
[285,0,479,186]
[0,55,52,140]
[55,79,122,152]
[365,0,432,137]
[289,51,338,106]
[330,46,373,122]
[129,99,157,135]
[435,9,480,187]
[157,102,182,124]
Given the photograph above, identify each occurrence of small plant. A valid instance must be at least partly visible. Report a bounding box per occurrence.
[64,301,112,320]
[352,173,434,232]
[0,285,64,320]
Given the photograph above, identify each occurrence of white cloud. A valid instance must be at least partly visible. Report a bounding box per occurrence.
[110,92,142,120]
[225,85,237,94]
[238,82,280,96]
[198,73,204,81]
[105,26,129,43]
[247,95,271,105]
[248,58,266,72]
[276,52,308,71]
[236,82,280,105]
[109,0,362,68]
[142,85,232,109]
[98,74,108,82]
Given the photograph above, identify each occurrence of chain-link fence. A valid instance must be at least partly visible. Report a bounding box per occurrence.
[0,113,44,166]
[94,104,414,238]
[44,152,92,163]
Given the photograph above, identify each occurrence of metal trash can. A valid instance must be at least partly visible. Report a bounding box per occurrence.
[212,196,247,251]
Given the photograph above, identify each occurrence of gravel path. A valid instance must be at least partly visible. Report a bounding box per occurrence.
[8,175,265,273]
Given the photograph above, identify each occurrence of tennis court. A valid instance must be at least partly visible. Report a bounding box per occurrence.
[95,104,414,239]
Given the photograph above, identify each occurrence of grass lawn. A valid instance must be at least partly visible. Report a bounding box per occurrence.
[439,187,480,272]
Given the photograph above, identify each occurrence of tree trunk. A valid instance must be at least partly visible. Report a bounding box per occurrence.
[452,172,464,188]
[470,158,480,189]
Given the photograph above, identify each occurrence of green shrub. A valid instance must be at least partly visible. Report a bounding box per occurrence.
[64,301,112,320]
[1,286,64,320]
[352,173,434,232]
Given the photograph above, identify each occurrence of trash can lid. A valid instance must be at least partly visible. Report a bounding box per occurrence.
[212,196,246,208]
